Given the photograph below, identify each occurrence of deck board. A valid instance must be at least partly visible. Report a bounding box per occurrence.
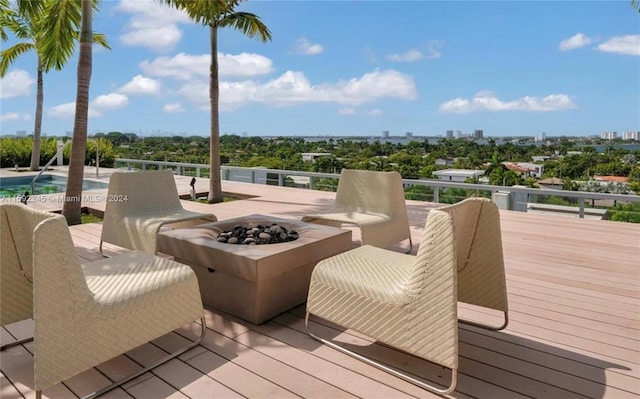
[1,177,639,398]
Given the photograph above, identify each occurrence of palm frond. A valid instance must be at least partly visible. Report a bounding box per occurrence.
[0,0,15,40]
[0,2,33,41]
[219,12,271,42]
[0,41,34,76]
[92,32,110,50]
[16,0,45,18]
[633,0,640,12]
[160,0,239,25]
[38,0,81,71]
[92,0,102,12]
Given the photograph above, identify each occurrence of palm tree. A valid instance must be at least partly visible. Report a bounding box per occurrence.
[484,151,503,176]
[58,0,94,225]
[0,0,108,171]
[161,0,271,203]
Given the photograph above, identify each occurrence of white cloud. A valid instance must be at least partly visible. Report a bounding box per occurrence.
[0,69,35,99]
[338,107,356,115]
[120,25,183,51]
[48,102,101,119]
[48,93,129,119]
[177,69,417,111]
[596,35,640,56]
[253,69,416,107]
[292,38,324,55]
[140,52,274,80]
[116,0,190,51]
[559,33,591,51]
[0,112,30,122]
[118,75,161,95]
[163,103,184,113]
[386,49,423,62]
[117,0,190,24]
[367,109,383,116]
[334,69,417,104]
[425,41,444,59]
[219,53,276,78]
[439,92,577,113]
[92,93,129,110]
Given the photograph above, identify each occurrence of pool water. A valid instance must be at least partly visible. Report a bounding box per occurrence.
[0,175,108,197]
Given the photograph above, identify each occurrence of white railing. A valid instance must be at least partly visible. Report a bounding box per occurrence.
[114,158,640,219]
[31,140,100,194]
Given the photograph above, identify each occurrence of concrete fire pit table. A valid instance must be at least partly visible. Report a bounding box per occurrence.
[157,214,352,324]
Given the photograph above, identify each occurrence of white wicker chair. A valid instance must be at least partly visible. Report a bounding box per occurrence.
[0,204,55,350]
[302,169,412,252]
[437,198,509,330]
[305,207,458,394]
[305,198,510,394]
[100,170,217,254]
[1,204,207,399]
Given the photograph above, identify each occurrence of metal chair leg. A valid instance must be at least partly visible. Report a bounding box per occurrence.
[80,317,207,399]
[98,240,108,258]
[459,311,509,331]
[304,312,457,395]
[404,238,413,254]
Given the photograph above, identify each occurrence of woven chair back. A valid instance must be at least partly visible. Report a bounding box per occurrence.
[438,198,508,312]
[105,170,182,216]
[0,204,56,326]
[335,169,406,216]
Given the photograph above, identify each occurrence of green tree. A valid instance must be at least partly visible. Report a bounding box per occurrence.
[488,165,506,186]
[60,0,94,225]
[161,0,271,203]
[404,185,433,201]
[0,0,108,171]
[484,152,503,176]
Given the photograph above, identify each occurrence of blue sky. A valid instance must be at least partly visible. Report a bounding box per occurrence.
[1,0,639,138]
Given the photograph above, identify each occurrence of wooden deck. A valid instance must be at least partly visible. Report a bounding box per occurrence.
[1,178,639,399]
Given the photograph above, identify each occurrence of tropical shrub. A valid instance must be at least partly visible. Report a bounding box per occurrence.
[605,202,640,223]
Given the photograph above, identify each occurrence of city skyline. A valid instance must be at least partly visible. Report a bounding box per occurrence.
[1,1,639,137]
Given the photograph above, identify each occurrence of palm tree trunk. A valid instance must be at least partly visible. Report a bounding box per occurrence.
[29,55,43,171]
[62,0,92,225]
[208,24,223,203]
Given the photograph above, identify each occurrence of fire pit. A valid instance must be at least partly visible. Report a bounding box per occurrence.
[157,214,352,324]
[217,223,299,245]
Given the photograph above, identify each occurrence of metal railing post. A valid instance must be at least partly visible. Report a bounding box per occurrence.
[112,158,640,217]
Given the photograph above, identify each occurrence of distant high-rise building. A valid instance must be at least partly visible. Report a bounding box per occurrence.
[405,132,413,138]
[16,130,26,137]
[446,130,454,139]
[623,131,639,140]
[455,130,462,139]
[65,131,73,137]
[601,131,617,140]
[473,129,483,139]
[381,130,389,138]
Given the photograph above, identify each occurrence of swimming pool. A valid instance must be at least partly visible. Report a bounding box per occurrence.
[0,174,108,197]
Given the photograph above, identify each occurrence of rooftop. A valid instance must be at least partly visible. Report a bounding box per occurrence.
[1,168,639,398]
[432,169,485,177]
